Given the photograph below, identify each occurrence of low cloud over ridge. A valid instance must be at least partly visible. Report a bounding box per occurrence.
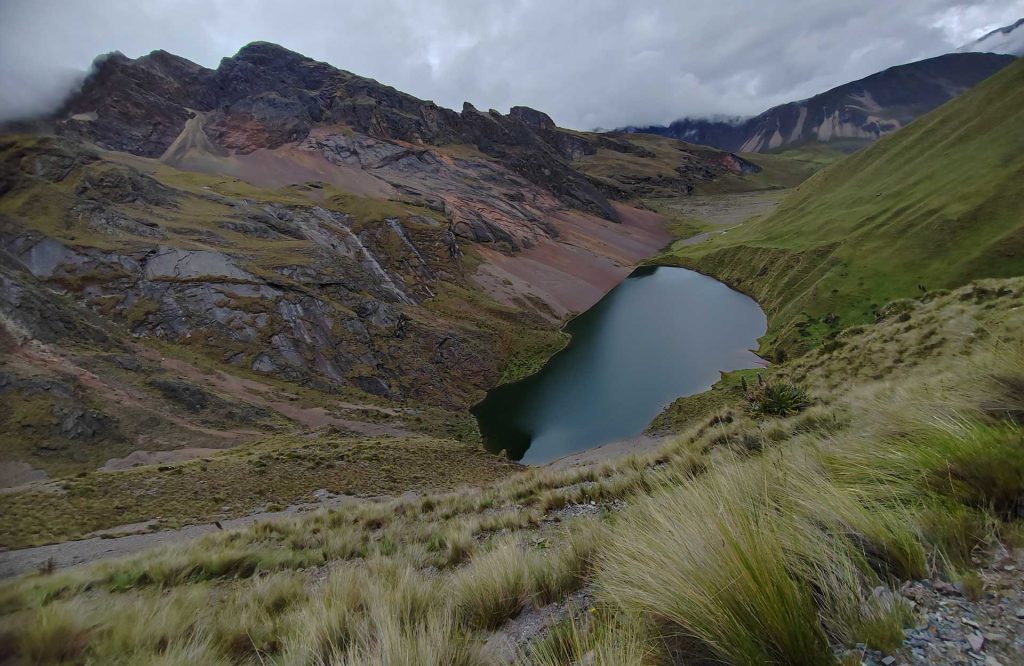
[1,0,1022,129]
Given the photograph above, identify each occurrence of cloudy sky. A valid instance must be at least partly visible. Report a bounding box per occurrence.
[1,0,1021,129]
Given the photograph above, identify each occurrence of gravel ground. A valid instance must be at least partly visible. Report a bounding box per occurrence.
[484,588,594,663]
[838,546,1024,666]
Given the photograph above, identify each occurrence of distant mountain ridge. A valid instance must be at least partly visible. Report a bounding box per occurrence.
[628,52,1016,152]
[959,17,1024,56]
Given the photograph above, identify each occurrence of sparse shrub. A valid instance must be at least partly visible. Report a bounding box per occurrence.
[37,556,57,576]
[743,375,810,417]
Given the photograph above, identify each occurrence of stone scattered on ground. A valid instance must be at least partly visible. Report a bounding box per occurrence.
[484,588,594,664]
[837,546,1024,666]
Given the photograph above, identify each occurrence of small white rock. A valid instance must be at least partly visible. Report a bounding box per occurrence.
[967,633,984,652]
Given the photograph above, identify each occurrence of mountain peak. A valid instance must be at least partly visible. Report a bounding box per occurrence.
[229,41,312,66]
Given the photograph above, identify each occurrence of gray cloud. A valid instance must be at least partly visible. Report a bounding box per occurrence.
[1,0,1021,128]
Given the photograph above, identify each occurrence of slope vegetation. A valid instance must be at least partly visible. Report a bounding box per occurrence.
[661,59,1024,358]
[2,277,1022,664]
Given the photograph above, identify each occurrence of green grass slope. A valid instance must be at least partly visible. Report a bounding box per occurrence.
[660,59,1024,359]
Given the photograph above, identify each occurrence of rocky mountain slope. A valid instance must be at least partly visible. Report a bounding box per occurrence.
[660,58,1024,359]
[53,42,769,233]
[630,52,1015,152]
[0,43,797,488]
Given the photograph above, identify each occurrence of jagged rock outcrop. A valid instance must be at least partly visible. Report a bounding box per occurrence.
[54,42,623,225]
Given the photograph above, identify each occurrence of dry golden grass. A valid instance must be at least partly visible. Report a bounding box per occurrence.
[2,279,1024,664]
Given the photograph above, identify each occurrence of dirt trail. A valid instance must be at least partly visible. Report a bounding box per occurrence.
[0,494,371,579]
[0,430,659,579]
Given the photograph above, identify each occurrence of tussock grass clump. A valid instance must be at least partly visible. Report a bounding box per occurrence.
[529,519,606,606]
[426,526,475,567]
[958,570,985,602]
[16,599,91,664]
[851,593,914,653]
[450,541,530,630]
[743,375,811,417]
[527,607,658,665]
[920,423,1024,518]
[281,562,480,666]
[826,420,1024,520]
[598,454,915,664]
[450,523,606,631]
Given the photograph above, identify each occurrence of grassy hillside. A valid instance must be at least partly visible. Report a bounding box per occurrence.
[0,434,519,549]
[574,131,823,199]
[2,277,1023,664]
[659,59,1024,359]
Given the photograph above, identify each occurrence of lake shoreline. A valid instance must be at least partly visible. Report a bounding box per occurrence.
[473,266,767,464]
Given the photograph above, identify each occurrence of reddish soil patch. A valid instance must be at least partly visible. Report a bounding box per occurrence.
[471,203,669,318]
